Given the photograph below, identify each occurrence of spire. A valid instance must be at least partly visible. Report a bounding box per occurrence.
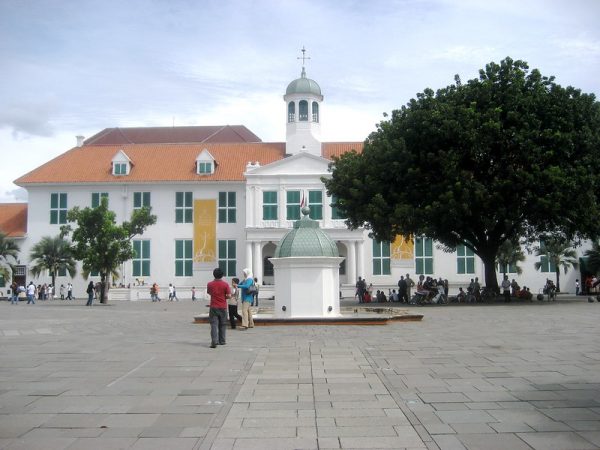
[297,46,310,78]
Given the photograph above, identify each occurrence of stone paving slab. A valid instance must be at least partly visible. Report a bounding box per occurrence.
[1,298,600,449]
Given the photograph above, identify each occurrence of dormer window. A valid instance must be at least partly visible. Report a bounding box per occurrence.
[196,149,215,175]
[114,162,127,175]
[111,150,132,176]
[198,161,212,174]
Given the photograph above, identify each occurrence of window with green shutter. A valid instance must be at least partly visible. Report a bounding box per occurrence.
[218,192,236,223]
[218,239,236,276]
[457,244,475,274]
[308,190,323,220]
[133,192,151,210]
[263,191,278,220]
[91,192,108,208]
[175,239,193,276]
[372,240,391,275]
[132,239,150,276]
[50,193,67,224]
[175,192,193,223]
[415,237,434,274]
[286,191,301,220]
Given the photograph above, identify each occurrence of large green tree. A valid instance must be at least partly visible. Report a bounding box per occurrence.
[29,235,77,289]
[324,57,600,290]
[0,232,20,282]
[61,197,156,304]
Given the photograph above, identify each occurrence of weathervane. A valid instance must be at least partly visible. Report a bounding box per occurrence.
[297,46,310,77]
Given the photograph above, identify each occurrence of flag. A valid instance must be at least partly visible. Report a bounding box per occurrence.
[300,190,306,208]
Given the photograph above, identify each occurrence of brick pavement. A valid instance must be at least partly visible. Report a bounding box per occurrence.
[0,298,599,449]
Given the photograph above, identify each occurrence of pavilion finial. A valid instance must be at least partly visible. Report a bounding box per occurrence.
[297,46,310,78]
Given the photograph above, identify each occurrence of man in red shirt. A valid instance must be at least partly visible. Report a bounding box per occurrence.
[207,267,231,348]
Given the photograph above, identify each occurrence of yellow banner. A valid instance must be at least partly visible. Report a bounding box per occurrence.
[391,235,414,260]
[193,199,216,262]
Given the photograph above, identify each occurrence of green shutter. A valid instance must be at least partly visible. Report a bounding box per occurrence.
[176,192,183,207]
[424,238,433,257]
[466,258,475,273]
[425,258,433,274]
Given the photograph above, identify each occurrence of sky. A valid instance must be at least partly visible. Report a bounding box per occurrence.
[1,0,599,202]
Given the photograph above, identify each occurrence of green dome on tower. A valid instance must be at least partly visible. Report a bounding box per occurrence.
[274,207,339,257]
[285,67,322,96]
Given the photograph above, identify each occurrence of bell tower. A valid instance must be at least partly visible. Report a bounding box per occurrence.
[284,47,323,157]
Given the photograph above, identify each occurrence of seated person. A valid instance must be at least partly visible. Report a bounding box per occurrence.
[363,290,372,303]
[456,287,466,302]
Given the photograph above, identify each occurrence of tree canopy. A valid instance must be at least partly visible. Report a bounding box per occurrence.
[0,232,20,282]
[61,198,156,303]
[29,235,77,289]
[324,57,600,290]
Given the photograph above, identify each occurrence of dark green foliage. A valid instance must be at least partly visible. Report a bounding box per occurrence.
[61,197,156,303]
[324,57,600,290]
[29,235,76,288]
[0,232,20,281]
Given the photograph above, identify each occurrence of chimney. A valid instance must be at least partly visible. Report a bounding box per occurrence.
[76,135,85,147]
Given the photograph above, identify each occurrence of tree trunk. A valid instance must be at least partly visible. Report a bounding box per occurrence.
[482,253,499,292]
[555,269,561,292]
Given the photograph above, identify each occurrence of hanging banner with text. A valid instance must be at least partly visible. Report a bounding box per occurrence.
[193,199,216,262]
[391,235,414,260]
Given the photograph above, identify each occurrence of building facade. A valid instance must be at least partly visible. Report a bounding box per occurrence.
[0,67,589,299]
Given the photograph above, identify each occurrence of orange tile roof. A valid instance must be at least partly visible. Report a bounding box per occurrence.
[322,142,364,160]
[14,141,364,186]
[0,203,27,237]
[15,143,287,184]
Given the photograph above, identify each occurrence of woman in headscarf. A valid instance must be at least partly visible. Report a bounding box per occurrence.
[236,268,255,329]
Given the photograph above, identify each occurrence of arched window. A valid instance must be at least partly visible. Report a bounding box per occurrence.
[312,102,319,122]
[287,102,295,123]
[299,100,308,121]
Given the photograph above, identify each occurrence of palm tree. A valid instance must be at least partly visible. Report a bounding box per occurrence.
[584,241,600,276]
[0,231,20,281]
[29,235,77,288]
[496,239,525,278]
[534,237,579,292]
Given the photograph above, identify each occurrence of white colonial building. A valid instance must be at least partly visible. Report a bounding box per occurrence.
[0,64,589,299]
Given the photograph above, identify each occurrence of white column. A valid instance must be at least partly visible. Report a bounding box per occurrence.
[357,240,365,280]
[245,241,253,272]
[253,241,262,284]
[279,186,286,227]
[347,240,356,285]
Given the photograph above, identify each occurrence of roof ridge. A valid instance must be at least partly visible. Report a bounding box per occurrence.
[201,125,227,143]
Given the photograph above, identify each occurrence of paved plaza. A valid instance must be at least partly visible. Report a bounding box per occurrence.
[1,297,600,450]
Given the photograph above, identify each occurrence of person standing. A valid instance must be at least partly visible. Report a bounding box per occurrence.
[26,282,36,304]
[405,274,415,303]
[67,282,73,300]
[576,279,580,296]
[501,275,511,303]
[60,284,65,300]
[10,281,18,305]
[172,285,179,301]
[355,277,366,303]
[86,281,95,306]
[237,268,255,330]
[228,278,243,329]
[207,267,231,348]
[398,276,407,303]
[168,283,174,301]
[191,286,196,301]
[252,277,259,307]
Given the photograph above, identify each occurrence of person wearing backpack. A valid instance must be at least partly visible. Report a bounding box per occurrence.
[237,268,255,329]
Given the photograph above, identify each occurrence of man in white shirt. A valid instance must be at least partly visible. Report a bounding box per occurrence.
[26,282,36,304]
